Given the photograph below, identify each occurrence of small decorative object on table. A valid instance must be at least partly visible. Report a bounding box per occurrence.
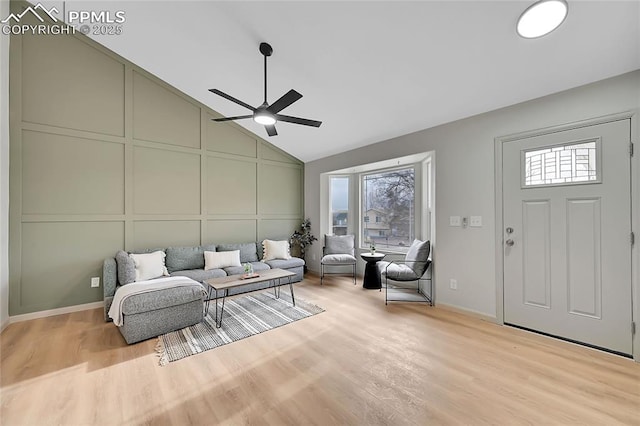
[241,262,258,279]
[370,241,376,254]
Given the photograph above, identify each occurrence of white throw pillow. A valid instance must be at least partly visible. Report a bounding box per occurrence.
[204,250,241,270]
[129,251,169,282]
[262,240,291,261]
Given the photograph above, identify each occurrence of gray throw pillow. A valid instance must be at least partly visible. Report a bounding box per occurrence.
[325,234,355,256]
[217,243,258,262]
[115,250,136,285]
[166,246,205,273]
[405,239,430,276]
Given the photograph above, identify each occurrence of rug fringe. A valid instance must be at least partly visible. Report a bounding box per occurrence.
[155,337,169,366]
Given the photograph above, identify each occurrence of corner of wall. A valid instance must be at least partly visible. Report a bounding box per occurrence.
[0,0,11,331]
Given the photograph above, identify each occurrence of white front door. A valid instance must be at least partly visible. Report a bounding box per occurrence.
[503,119,633,355]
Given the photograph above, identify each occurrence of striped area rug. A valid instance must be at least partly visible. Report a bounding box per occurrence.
[156,291,324,365]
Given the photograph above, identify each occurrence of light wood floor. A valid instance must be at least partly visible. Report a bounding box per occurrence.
[1,274,639,425]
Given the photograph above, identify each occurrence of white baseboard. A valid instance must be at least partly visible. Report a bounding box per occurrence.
[9,301,104,324]
[0,317,8,333]
[436,302,499,324]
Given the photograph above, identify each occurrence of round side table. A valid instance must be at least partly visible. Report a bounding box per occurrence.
[360,253,385,289]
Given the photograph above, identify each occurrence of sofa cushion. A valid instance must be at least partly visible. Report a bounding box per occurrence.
[115,250,136,285]
[217,243,259,262]
[129,251,169,282]
[321,254,357,265]
[378,262,419,281]
[121,284,205,315]
[166,246,205,273]
[324,234,355,256]
[224,261,271,276]
[170,268,226,282]
[264,257,305,269]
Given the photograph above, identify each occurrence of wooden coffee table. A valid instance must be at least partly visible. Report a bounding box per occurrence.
[204,268,297,328]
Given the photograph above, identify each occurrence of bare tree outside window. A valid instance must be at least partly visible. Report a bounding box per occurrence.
[362,168,415,251]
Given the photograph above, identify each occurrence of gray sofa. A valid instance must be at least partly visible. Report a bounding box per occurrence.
[103,242,305,344]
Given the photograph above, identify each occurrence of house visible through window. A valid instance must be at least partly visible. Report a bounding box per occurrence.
[362,167,415,251]
[330,176,349,235]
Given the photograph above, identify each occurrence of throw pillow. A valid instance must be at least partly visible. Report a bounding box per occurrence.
[115,250,136,285]
[405,239,430,276]
[204,250,241,270]
[165,246,205,273]
[324,234,355,256]
[129,251,169,282]
[262,240,291,261]
[217,243,259,262]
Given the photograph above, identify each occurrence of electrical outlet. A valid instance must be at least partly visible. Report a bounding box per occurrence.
[470,216,482,227]
[449,216,461,227]
[91,277,100,288]
[449,279,457,290]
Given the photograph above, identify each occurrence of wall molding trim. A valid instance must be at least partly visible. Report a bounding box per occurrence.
[8,301,104,325]
[435,302,499,324]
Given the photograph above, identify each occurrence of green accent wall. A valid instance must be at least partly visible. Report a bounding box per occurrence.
[8,3,304,315]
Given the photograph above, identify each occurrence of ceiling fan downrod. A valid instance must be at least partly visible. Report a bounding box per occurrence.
[260,42,273,105]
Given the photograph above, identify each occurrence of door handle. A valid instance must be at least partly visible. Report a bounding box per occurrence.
[505,239,515,247]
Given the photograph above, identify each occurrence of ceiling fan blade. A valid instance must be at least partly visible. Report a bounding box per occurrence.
[275,114,322,128]
[267,89,302,114]
[212,115,253,122]
[209,89,256,111]
[265,124,278,137]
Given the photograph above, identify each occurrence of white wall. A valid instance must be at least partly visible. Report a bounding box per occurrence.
[0,0,10,331]
[305,70,640,319]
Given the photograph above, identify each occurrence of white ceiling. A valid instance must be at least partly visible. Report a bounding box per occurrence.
[67,1,639,162]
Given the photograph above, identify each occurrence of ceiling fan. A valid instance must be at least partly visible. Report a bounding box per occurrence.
[209,42,322,137]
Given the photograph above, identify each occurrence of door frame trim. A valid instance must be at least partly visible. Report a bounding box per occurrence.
[494,110,638,361]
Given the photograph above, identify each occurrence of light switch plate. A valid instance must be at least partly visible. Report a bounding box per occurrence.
[470,216,482,227]
[449,216,461,227]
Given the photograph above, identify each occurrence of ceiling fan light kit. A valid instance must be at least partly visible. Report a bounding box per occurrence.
[254,111,276,126]
[209,42,322,137]
[517,0,568,39]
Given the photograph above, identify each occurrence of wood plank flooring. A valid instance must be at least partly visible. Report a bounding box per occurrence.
[1,274,639,425]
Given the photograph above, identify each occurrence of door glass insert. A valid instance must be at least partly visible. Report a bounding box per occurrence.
[523,139,600,187]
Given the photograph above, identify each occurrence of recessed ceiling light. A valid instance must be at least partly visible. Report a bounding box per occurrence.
[517,0,568,39]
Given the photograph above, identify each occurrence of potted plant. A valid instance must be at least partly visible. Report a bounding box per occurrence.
[290,218,317,271]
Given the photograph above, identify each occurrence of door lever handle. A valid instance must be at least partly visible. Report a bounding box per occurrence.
[505,239,515,247]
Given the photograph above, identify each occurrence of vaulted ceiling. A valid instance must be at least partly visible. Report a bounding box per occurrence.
[70,1,639,162]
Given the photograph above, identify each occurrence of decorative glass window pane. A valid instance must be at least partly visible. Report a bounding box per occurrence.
[523,140,599,187]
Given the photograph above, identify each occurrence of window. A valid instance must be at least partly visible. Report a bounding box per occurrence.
[330,176,349,235]
[523,139,600,187]
[362,167,415,251]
